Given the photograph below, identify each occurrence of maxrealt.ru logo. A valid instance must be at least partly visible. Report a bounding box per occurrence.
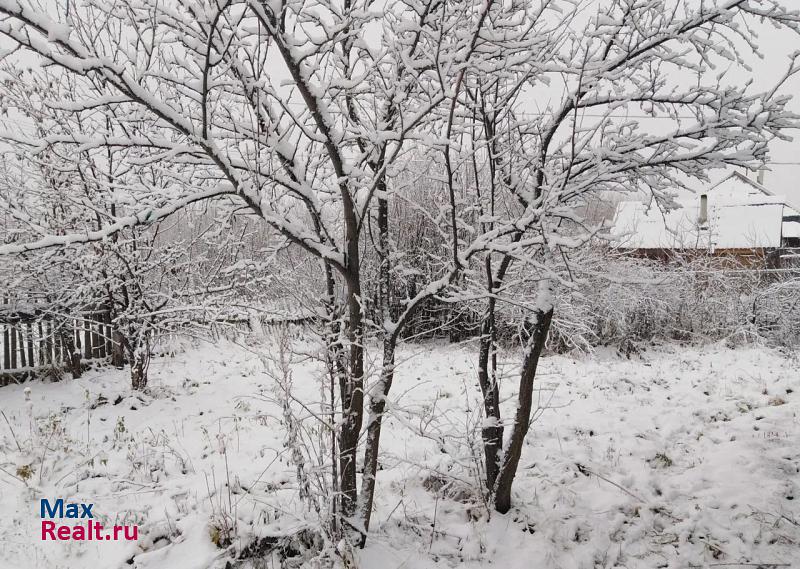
[40,499,138,541]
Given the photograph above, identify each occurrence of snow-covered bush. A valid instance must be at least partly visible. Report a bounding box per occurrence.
[544,252,800,353]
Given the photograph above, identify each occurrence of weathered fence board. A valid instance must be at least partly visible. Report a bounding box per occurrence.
[0,297,117,385]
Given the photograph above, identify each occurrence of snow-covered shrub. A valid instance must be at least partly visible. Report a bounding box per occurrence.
[543,252,800,352]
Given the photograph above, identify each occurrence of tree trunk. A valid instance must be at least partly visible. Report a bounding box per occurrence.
[477,299,503,490]
[130,349,148,390]
[60,330,81,378]
[493,305,553,514]
[338,239,364,523]
[111,330,125,368]
[358,339,395,539]
[71,352,82,378]
[478,250,517,492]
[321,256,345,538]
[127,328,150,391]
[356,188,392,541]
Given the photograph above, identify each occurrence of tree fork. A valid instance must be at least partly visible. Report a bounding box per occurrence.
[493,304,554,514]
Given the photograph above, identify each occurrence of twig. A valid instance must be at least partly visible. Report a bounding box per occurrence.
[0,465,26,485]
[698,536,726,558]
[429,494,439,551]
[1,410,22,452]
[576,463,646,502]
[381,498,404,529]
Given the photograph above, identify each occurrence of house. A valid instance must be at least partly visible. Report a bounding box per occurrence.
[611,171,800,266]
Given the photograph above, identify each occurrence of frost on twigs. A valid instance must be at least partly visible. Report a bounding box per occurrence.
[0,0,798,555]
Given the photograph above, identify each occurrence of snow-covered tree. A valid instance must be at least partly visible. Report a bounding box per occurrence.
[0,67,282,388]
[0,0,798,546]
[434,0,800,513]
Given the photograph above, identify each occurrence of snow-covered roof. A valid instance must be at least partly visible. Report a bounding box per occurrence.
[612,200,784,250]
[710,171,800,214]
[784,221,800,239]
[612,170,800,250]
[710,170,774,196]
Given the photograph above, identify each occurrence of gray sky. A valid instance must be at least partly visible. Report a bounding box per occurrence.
[732,18,800,206]
[0,0,798,204]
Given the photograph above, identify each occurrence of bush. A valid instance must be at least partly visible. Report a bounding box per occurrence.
[397,249,800,352]
[544,252,800,351]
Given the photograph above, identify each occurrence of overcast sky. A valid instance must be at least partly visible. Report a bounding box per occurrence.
[1,0,799,206]
[727,15,800,208]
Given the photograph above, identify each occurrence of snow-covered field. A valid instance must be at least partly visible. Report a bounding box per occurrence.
[0,339,798,569]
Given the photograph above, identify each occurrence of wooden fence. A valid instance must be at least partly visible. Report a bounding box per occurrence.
[0,297,116,386]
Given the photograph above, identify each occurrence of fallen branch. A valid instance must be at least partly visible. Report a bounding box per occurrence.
[575,462,645,502]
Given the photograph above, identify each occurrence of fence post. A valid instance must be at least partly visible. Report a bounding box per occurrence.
[2,323,8,370]
[74,320,81,364]
[2,296,9,370]
[9,322,17,369]
[90,314,101,358]
[43,320,53,365]
[18,327,26,368]
[1,299,124,379]
[53,324,62,364]
[83,318,91,360]
[26,322,34,368]
[104,312,113,356]
[96,318,107,358]
[38,321,45,365]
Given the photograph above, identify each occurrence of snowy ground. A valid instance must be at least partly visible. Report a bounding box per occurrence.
[0,338,798,569]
